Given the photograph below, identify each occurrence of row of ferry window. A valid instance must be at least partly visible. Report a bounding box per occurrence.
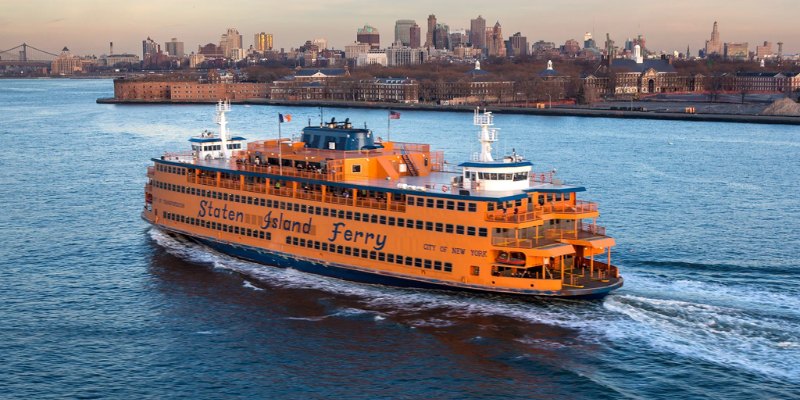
[157,164,187,176]
[286,236,453,273]
[467,172,529,181]
[406,196,477,212]
[190,143,243,152]
[154,180,489,237]
[162,211,273,241]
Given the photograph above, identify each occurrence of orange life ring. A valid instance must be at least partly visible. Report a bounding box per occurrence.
[442,185,449,192]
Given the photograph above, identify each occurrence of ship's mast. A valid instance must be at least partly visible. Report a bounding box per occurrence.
[215,99,232,159]
[474,108,498,162]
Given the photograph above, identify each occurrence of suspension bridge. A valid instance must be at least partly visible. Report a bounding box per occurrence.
[0,43,61,67]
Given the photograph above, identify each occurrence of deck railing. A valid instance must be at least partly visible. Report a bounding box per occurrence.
[542,200,598,214]
[236,163,343,182]
[491,236,563,249]
[491,223,608,248]
[576,259,619,279]
[485,209,542,223]
[162,151,195,163]
[578,221,606,236]
[267,186,294,198]
[545,228,578,240]
[243,183,267,194]
[485,201,597,223]
[530,171,555,184]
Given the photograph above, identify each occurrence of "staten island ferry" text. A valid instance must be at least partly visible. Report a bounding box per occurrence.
[197,200,243,222]
[328,222,387,251]
[261,211,313,234]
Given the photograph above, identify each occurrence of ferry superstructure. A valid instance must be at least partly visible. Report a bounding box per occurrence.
[143,102,622,298]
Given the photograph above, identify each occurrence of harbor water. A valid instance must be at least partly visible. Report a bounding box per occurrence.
[1,79,799,399]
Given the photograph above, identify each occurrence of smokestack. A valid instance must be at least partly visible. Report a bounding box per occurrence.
[110,41,114,55]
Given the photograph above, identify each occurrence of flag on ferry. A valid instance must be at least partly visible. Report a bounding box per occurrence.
[389,111,401,119]
[279,113,292,123]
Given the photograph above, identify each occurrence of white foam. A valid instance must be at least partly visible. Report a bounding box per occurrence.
[603,294,800,380]
[242,280,264,291]
[408,318,456,328]
[625,271,800,319]
[284,316,329,322]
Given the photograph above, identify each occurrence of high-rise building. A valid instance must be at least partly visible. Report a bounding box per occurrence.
[345,42,371,60]
[509,32,528,57]
[357,24,380,49]
[434,23,450,50]
[220,28,243,59]
[165,38,184,58]
[356,49,388,67]
[562,38,581,57]
[394,20,416,46]
[449,29,467,49]
[532,40,555,54]
[634,35,647,53]
[486,22,505,57]
[312,38,328,50]
[624,38,634,52]
[705,21,722,56]
[254,33,274,52]
[387,42,426,66]
[470,15,486,49]
[724,42,748,61]
[142,37,158,60]
[409,24,421,48]
[756,41,773,59]
[425,15,436,47]
[604,33,616,59]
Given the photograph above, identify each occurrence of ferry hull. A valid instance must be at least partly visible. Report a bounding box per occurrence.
[152,224,622,300]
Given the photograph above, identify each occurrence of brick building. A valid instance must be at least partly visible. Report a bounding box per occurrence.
[113,78,268,101]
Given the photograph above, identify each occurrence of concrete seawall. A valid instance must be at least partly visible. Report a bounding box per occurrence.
[96,98,800,126]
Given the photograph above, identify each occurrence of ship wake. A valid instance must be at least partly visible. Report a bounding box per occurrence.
[603,271,800,381]
[148,228,800,381]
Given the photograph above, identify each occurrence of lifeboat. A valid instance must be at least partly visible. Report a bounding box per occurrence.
[496,251,526,266]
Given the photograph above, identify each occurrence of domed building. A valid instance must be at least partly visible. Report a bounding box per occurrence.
[51,47,83,76]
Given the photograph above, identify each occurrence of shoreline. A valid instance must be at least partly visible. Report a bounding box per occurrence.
[96,97,800,125]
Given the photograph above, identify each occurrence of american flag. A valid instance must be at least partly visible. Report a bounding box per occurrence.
[389,111,401,119]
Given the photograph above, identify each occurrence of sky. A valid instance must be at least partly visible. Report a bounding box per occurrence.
[1,0,798,57]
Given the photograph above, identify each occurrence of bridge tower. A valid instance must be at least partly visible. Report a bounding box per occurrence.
[20,43,28,62]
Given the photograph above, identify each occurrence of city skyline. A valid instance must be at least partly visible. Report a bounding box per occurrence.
[1,0,799,56]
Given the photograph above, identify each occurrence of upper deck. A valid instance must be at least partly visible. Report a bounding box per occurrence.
[159,137,585,202]
[158,105,587,202]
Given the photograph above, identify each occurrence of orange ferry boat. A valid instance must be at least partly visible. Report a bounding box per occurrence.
[143,102,622,298]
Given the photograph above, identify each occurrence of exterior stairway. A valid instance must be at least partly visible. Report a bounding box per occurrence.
[401,153,418,176]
